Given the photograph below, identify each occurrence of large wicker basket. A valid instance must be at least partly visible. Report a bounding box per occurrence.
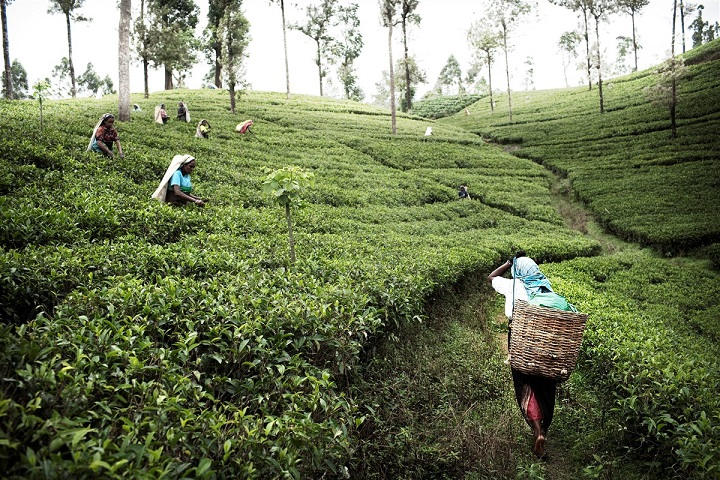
[509,300,588,382]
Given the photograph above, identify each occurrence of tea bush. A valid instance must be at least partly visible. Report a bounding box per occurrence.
[441,39,720,254]
[412,94,485,119]
[0,90,597,477]
[544,253,720,478]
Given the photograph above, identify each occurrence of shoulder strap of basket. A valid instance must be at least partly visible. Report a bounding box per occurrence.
[511,258,516,321]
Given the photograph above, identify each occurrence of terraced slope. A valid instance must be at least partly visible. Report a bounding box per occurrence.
[0,91,596,478]
[441,39,720,254]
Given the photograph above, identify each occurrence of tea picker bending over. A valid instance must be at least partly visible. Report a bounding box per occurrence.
[177,101,190,122]
[87,113,124,158]
[151,154,207,207]
[155,104,169,124]
[195,119,211,138]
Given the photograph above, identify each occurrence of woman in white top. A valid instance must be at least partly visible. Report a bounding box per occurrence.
[488,251,556,459]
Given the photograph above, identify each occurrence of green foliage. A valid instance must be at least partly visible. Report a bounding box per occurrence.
[146,0,200,84]
[0,89,597,477]
[412,94,484,119]
[543,253,720,478]
[1,60,28,99]
[441,39,720,253]
[262,165,315,207]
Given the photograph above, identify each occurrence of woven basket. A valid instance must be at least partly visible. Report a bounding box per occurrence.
[509,300,588,382]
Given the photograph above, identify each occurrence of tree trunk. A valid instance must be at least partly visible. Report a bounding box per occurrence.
[671,0,677,138]
[680,0,686,53]
[502,23,512,122]
[65,12,76,98]
[563,58,569,87]
[487,51,494,112]
[402,16,411,112]
[141,0,148,98]
[582,8,592,90]
[143,58,149,98]
[388,23,397,134]
[164,66,173,90]
[631,10,638,72]
[595,14,604,113]
[316,41,323,96]
[285,203,296,264]
[1,0,12,99]
[281,0,290,99]
[214,43,222,88]
[229,81,236,113]
[118,0,131,121]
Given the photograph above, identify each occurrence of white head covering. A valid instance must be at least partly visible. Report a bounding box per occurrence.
[154,105,164,124]
[151,154,195,202]
[87,113,114,151]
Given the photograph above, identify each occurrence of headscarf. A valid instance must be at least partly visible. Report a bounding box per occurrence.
[154,105,164,124]
[195,119,210,138]
[512,256,554,297]
[86,113,114,151]
[151,154,195,202]
[180,102,190,122]
[235,119,253,134]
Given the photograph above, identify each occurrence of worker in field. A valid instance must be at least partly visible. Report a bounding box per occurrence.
[177,101,190,122]
[87,113,124,159]
[195,119,211,139]
[151,154,206,207]
[488,251,563,459]
[458,185,471,199]
[155,104,169,124]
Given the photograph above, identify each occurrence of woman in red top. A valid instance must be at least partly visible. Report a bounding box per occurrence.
[87,113,124,158]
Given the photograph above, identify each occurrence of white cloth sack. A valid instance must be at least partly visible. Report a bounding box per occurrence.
[151,154,195,202]
[424,126,433,136]
[154,106,164,124]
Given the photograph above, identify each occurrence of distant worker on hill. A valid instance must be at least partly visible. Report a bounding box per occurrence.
[133,104,142,112]
[87,113,124,159]
[458,185,471,199]
[235,119,254,134]
[488,251,575,459]
[151,154,206,207]
[154,104,169,124]
[195,120,211,139]
[177,101,190,122]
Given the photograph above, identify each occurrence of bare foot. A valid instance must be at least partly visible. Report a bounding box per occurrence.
[533,434,546,458]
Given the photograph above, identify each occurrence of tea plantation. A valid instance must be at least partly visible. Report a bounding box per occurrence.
[442,39,720,255]
[0,90,598,478]
[411,94,484,119]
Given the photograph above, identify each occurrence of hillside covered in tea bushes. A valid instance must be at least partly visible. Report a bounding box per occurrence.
[0,90,597,478]
[442,39,720,256]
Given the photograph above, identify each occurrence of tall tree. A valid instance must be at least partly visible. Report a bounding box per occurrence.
[690,4,706,47]
[333,2,363,101]
[219,1,249,113]
[207,0,242,89]
[1,0,13,99]
[558,31,582,87]
[489,0,531,121]
[616,0,648,71]
[270,0,291,98]
[398,0,420,112]
[380,0,400,134]
[134,0,151,97]
[146,0,199,90]
[551,0,593,90]
[48,0,88,98]
[371,56,425,109]
[468,20,500,111]
[614,35,634,75]
[588,0,616,113]
[119,0,131,121]
[436,55,463,95]
[293,0,337,97]
[2,59,26,98]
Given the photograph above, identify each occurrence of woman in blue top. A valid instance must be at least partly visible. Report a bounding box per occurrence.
[151,154,206,206]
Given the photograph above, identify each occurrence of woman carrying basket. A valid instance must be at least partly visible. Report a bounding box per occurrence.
[488,251,574,458]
